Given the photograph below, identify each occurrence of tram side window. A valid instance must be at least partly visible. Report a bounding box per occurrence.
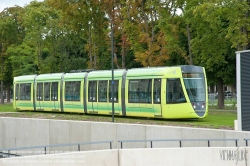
[128,79,152,103]
[153,79,161,104]
[37,83,43,101]
[128,80,140,103]
[65,81,80,101]
[51,82,58,101]
[88,81,97,102]
[109,80,118,103]
[20,83,31,100]
[166,78,186,103]
[44,82,50,101]
[98,80,107,102]
[15,84,19,100]
[140,79,152,103]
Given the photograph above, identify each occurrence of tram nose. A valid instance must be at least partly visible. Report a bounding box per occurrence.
[191,102,206,117]
[192,102,205,109]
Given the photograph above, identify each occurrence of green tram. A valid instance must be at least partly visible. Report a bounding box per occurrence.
[13,65,208,119]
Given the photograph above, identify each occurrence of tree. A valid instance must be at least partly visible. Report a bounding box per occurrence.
[22,1,58,72]
[121,0,172,67]
[0,6,24,103]
[3,60,13,101]
[189,1,237,108]
[8,43,37,76]
[224,0,250,50]
[48,0,108,70]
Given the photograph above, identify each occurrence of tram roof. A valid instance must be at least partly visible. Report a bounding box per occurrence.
[36,73,64,81]
[87,69,126,79]
[64,72,88,80]
[126,66,172,77]
[13,74,37,82]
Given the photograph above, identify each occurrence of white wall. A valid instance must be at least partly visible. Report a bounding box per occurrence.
[0,150,118,166]
[1,147,248,166]
[119,147,248,166]
[1,117,250,151]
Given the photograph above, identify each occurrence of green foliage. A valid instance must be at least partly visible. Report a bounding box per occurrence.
[222,0,250,50]
[125,50,143,69]
[0,6,25,86]
[187,1,236,85]
[8,43,37,76]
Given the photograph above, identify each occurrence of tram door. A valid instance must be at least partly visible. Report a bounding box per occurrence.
[127,80,141,115]
[43,82,50,110]
[108,80,120,114]
[13,84,18,109]
[138,79,153,116]
[36,82,60,111]
[128,79,153,116]
[88,81,98,113]
[153,79,162,116]
[51,82,60,111]
[97,81,108,112]
[36,83,44,110]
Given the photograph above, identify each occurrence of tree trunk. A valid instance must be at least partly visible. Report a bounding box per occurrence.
[209,85,215,93]
[0,81,4,104]
[93,43,97,69]
[113,32,120,69]
[7,86,11,103]
[88,25,93,69]
[217,78,224,109]
[121,32,126,69]
[114,53,120,69]
[187,24,193,65]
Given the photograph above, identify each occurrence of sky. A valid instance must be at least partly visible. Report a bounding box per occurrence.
[0,0,43,12]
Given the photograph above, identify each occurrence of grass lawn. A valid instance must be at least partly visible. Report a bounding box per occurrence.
[0,103,237,130]
[0,103,16,112]
[193,110,236,129]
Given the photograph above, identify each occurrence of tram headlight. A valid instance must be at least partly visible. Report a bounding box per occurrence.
[192,103,196,109]
[202,103,205,109]
[192,102,206,110]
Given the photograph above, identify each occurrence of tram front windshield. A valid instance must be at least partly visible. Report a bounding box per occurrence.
[183,73,206,102]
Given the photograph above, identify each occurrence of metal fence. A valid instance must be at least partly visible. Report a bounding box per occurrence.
[118,138,239,149]
[0,138,244,158]
[0,140,113,158]
[208,93,237,108]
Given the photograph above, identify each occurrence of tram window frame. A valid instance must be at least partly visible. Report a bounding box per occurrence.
[128,79,152,103]
[166,78,186,104]
[15,84,19,100]
[44,82,50,101]
[153,79,161,104]
[98,80,108,102]
[88,81,97,102]
[65,81,80,101]
[37,83,43,101]
[51,82,58,101]
[20,83,31,100]
[109,80,118,103]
